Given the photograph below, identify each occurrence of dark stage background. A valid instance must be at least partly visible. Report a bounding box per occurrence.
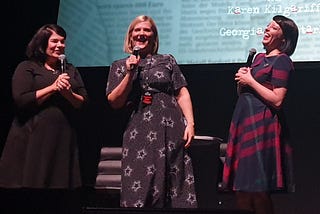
[2,1,320,214]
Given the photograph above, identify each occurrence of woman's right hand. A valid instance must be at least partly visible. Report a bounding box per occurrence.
[126,54,140,72]
[54,73,71,91]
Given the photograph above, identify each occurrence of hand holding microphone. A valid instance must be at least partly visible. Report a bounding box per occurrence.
[127,46,140,71]
[55,73,71,91]
[56,54,71,91]
[237,48,257,94]
[245,48,257,68]
[59,54,66,73]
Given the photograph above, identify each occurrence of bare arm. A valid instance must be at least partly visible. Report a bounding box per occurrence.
[176,86,195,148]
[235,67,287,108]
[107,55,140,109]
[35,82,57,104]
[107,71,135,109]
[36,73,85,108]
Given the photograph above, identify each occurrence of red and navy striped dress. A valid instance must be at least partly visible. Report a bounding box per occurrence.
[222,53,295,193]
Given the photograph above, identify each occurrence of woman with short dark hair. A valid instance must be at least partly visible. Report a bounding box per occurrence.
[222,15,298,214]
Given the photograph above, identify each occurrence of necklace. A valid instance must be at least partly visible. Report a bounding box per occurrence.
[44,63,59,74]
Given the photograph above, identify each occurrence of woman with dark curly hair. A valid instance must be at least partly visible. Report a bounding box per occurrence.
[0,24,88,212]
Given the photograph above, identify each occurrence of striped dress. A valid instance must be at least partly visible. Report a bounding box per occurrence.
[222,53,295,193]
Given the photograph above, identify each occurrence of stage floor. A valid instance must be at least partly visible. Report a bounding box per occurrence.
[0,188,249,214]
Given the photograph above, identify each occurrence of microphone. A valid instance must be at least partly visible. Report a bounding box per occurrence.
[130,46,140,70]
[237,48,257,95]
[245,48,257,67]
[133,46,140,57]
[59,54,66,73]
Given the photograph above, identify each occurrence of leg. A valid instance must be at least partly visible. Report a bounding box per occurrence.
[236,191,254,212]
[252,192,274,214]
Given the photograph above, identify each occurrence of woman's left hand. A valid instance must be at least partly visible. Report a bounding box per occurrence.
[184,124,194,148]
[56,73,71,92]
[235,67,254,86]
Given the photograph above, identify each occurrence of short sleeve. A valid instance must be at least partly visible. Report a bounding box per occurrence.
[168,54,187,91]
[271,54,294,88]
[106,59,127,96]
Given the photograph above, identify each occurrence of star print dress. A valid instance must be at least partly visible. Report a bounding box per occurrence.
[106,54,197,208]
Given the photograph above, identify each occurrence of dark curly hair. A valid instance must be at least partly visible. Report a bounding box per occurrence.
[26,24,66,63]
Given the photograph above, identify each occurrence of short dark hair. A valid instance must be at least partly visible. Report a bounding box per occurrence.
[273,15,298,56]
[26,24,66,63]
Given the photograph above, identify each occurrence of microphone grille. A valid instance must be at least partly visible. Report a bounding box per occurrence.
[59,54,66,60]
[249,48,257,55]
[133,46,140,51]
[132,46,140,57]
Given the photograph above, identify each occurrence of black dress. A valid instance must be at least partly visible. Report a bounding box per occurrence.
[106,54,197,208]
[0,60,88,188]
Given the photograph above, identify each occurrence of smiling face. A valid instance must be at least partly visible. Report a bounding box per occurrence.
[46,30,65,60]
[262,20,284,54]
[130,21,155,57]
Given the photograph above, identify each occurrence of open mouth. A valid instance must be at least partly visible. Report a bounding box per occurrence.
[137,35,147,42]
[263,33,270,40]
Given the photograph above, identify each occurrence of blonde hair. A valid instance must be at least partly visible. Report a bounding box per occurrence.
[123,15,159,54]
